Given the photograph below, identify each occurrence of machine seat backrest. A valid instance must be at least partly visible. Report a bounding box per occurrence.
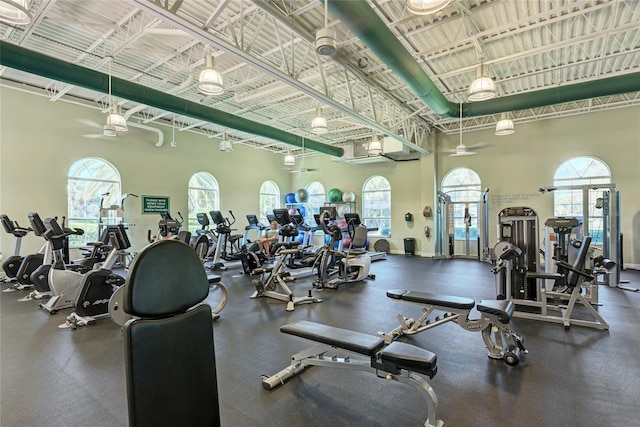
[566,236,592,287]
[123,239,220,427]
[350,225,368,251]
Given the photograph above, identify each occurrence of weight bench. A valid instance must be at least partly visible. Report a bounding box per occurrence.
[262,320,443,427]
[384,289,526,366]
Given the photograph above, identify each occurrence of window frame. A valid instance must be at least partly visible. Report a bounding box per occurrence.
[259,180,280,225]
[188,172,219,233]
[67,157,121,246]
[362,175,391,237]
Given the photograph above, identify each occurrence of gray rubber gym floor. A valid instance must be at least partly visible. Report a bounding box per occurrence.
[1,255,639,427]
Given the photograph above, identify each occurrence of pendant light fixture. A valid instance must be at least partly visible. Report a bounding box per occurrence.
[368,134,382,156]
[198,54,224,96]
[0,0,32,25]
[104,57,127,135]
[406,0,453,15]
[495,113,515,135]
[218,132,233,152]
[311,107,328,134]
[284,151,295,167]
[468,63,496,102]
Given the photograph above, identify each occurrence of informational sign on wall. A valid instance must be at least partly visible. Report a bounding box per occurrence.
[142,195,170,214]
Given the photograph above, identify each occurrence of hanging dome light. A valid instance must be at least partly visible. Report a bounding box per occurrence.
[406,0,453,15]
[368,136,382,156]
[106,104,128,133]
[218,133,233,152]
[495,114,515,135]
[468,63,496,102]
[0,0,32,25]
[311,107,328,134]
[198,55,224,96]
[284,151,295,166]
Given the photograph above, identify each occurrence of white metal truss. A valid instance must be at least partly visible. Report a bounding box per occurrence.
[0,0,637,156]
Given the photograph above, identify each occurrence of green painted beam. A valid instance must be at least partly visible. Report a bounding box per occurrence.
[0,41,344,157]
[328,0,640,119]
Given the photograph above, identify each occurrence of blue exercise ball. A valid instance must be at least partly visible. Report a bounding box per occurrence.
[297,205,306,217]
[285,193,296,203]
[295,188,309,203]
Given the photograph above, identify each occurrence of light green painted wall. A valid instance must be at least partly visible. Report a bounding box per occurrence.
[0,86,290,256]
[1,86,639,266]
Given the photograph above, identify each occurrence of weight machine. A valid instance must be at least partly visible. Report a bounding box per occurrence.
[539,184,627,289]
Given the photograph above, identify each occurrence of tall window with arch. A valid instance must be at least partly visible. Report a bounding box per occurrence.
[441,168,482,253]
[67,158,121,246]
[553,157,611,245]
[188,172,219,233]
[362,176,391,237]
[259,181,280,225]
[305,181,325,226]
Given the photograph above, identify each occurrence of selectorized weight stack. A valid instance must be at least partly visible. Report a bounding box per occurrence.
[493,207,539,300]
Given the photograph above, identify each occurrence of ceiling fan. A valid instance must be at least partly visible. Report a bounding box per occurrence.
[444,101,493,156]
[284,135,319,173]
[77,118,132,139]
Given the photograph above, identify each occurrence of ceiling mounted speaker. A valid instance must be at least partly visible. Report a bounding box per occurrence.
[316,28,336,56]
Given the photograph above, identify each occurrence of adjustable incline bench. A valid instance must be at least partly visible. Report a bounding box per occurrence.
[384,290,526,366]
[262,320,443,427]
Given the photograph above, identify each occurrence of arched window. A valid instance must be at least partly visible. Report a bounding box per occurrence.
[441,168,482,241]
[553,157,611,244]
[305,181,325,225]
[259,180,280,225]
[362,176,391,237]
[188,172,219,232]
[67,158,121,246]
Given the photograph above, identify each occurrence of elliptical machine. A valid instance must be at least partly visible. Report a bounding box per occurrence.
[312,207,374,289]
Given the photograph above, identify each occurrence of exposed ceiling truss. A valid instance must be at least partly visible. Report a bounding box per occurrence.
[0,0,638,155]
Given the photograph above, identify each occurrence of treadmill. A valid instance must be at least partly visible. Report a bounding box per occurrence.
[343,213,387,261]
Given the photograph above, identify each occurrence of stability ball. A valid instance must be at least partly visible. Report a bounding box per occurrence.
[297,205,306,217]
[327,188,343,203]
[295,189,309,203]
[285,193,296,203]
[342,237,352,249]
[342,192,355,203]
[336,204,350,218]
[288,208,297,215]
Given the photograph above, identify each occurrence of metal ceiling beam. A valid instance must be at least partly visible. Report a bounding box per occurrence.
[0,41,343,157]
[328,0,640,118]
[131,0,428,154]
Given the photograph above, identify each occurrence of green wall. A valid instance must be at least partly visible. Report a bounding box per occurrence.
[1,85,639,268]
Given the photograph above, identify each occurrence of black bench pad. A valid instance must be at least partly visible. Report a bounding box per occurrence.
[387,289,476,310]
[281,321,384,356]
[380,341,437,378]
[207,274,221,284]
[476,300,514,324]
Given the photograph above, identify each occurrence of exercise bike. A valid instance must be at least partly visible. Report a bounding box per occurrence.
[312,207,374,290]
[38,217,122,315]
[59,224,129,329]
[250,241,322,312]
[1,214,36,290]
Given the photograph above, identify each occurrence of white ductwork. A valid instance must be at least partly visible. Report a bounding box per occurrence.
[127,121,164,147]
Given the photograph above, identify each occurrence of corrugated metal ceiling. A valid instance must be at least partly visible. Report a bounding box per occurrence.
[0,0,638,157]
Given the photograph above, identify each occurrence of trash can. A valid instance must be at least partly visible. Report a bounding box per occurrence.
[403,238,416,256]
